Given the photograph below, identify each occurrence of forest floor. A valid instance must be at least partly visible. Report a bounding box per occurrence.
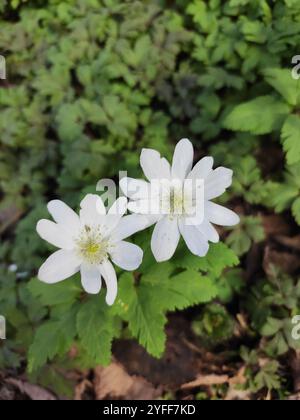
[1,311,300,400]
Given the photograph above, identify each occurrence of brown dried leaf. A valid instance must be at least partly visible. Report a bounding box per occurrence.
[228,367,247,387]
[287,393,300,400]
[225,367,249,400]
[181,374,229,390]
[5,378,56,400]
[74,379,93,401]
[225,388,251,401]
[94,361,161,400]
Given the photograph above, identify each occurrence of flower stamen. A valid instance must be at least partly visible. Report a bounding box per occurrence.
[75,225,110,265]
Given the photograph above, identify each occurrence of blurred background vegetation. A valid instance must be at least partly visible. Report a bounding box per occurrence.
[0,0,300,400]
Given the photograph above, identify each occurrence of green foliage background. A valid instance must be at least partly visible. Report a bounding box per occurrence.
[1,0,300,399]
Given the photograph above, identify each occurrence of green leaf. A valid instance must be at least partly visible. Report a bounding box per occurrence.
[234,156,261,187]
[267,182,298,213]
[261,317,283,337]
[253,361,281,391]
[115,273,167,358]
[56,103,83,142]
[216,269,245,303]
[281,115,300,165]
[187,0,217,33]
[28,305,78,373]
[115,269,217,358]
[142,266,218,311]
[76,296,116,366]
[226,229,251,256]
[244,216,265,242]
[263,68,300,106]
[160,270,218,311]
[292,196,300,225]
[27,277,81,307]
[265,332,289,356]
[223,96,290,135]
[174,243,239,277]
[192,303,235,343]
[241,20,267,44]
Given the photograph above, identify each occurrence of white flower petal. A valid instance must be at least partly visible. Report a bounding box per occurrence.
[36,219,74,250]
[140,148,171,181]
[187,156,214,181]
[205,167,233,200]
[80,264,102,294]
[102,197,129,236]
[80,194,105,226]
[47,200,80,233]
[110,241,143,271]
[110,214,148,242]
[206,202,240,226]
[151,216,180,262]
[108,197,128,217]
[171,138,194,181]
[197,220,219,243]
[99,260,118,306]
[127,196,161,215]
[144,214,163,227]
[80,193,106,214]
[120,177,151,200]
[179,220,209,257]
[38,250,81,284]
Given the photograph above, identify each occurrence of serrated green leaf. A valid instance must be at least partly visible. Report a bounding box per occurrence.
[281,115,300,165]
[160,270,218,311]
[28,305,78,373]
[76,296,116,366]
[253,361,281,391]
[223,96,290,135]
[268,183,298,213]
[174,242,239,277]
[115,273,167,358]
[115,267,217,358]
[263,68,300,106]
[27,277,81,307]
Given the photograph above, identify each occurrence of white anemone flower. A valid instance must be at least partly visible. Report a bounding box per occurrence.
[36,194,146,305]
[120,138,240,262]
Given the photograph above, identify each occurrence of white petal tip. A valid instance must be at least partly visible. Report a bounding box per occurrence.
[80,193,100,207]
[87,289,100,295]
[47,200,59,213]
[36,220,44,235]
[152,251,170,263]
[224,213,240,226]
[141,147,156,155]
[195,249,209,258]
[232,214,240,225]
[37,271,49,284]
[106,295,116,306]
[154,256,169,263]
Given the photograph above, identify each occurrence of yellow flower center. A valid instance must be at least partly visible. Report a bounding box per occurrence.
[169,188,185,215]
[86,243,101,255]
[75,226,110,265]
